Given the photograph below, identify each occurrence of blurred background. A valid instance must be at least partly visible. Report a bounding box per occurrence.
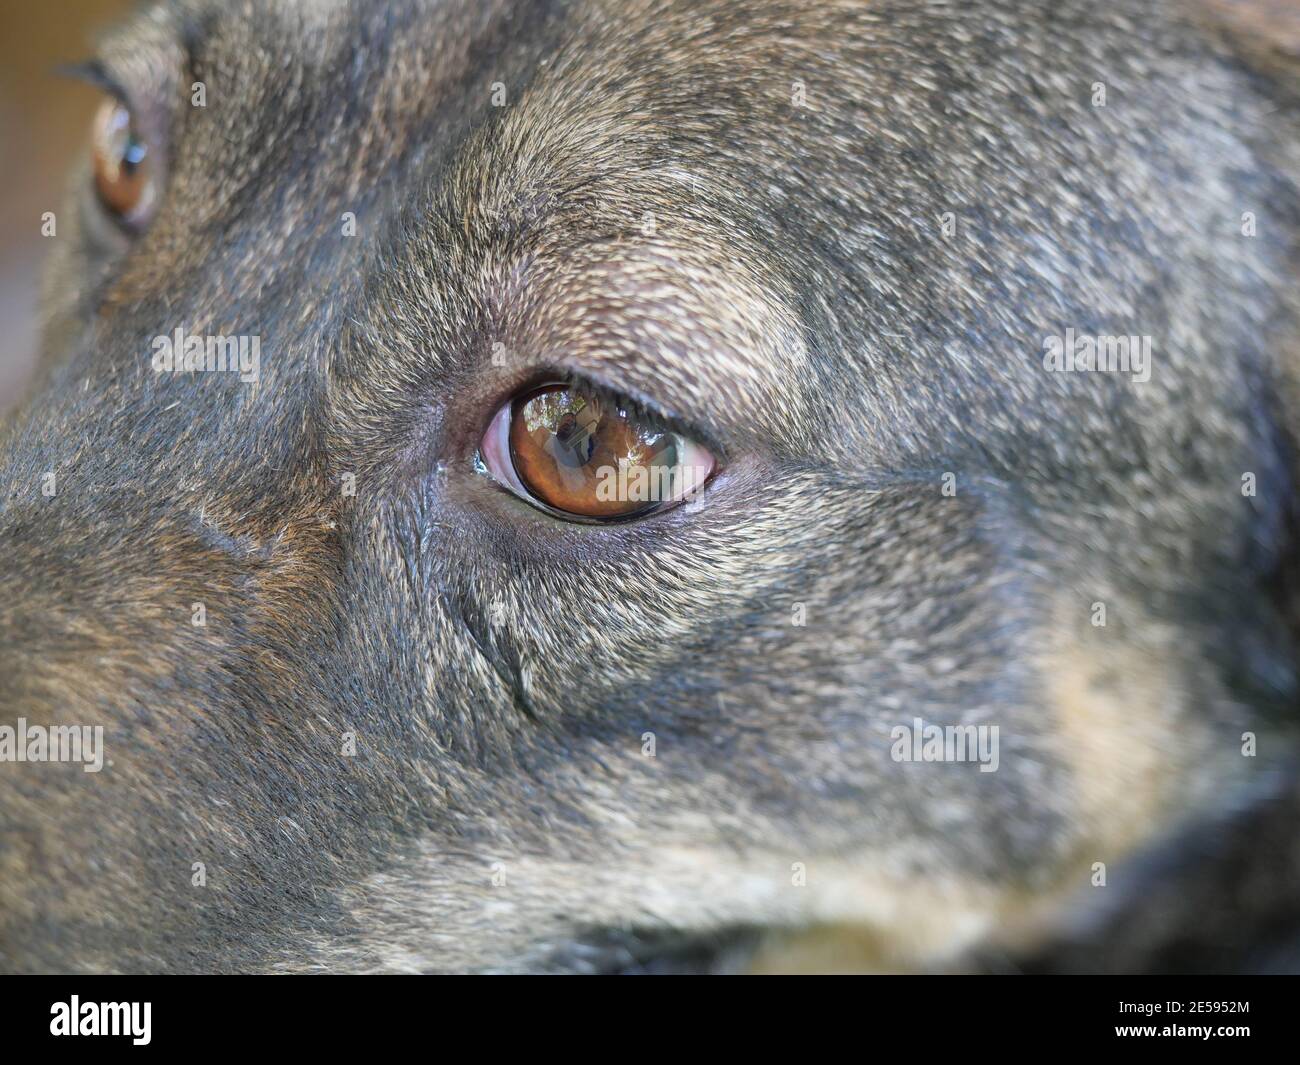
[0,0,131,411]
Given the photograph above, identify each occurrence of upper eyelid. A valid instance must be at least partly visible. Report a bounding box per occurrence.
[55,59,132,104]
[524,367,729,463]
[59,11,193,127]
[55,54,170,122]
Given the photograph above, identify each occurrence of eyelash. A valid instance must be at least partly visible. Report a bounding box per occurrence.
[479,372,709,467]
[498,371,722,458]
[58,59,130,100]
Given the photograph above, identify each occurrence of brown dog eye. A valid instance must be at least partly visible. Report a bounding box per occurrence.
[480,383,715,520]
[91,97,155,226]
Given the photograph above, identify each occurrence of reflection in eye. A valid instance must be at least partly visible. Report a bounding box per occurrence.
[480,383,716,521]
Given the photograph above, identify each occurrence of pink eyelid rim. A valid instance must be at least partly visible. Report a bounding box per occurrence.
[481,401,529,497]
[478,399,717,510]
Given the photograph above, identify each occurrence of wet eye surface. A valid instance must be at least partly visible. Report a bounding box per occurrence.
[480,383,716,521]
[91,97,156,227]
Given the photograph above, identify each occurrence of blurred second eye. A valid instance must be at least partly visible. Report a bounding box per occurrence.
[480,383,716,521]
[91,97,156,228]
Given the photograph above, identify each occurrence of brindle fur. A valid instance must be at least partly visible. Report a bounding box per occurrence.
[1,0,1299,973]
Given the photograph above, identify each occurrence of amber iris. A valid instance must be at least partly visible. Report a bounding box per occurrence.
[507,385,681,518]
[91,98,152,222]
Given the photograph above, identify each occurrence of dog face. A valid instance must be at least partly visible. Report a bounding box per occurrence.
[0,0,1296,972]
